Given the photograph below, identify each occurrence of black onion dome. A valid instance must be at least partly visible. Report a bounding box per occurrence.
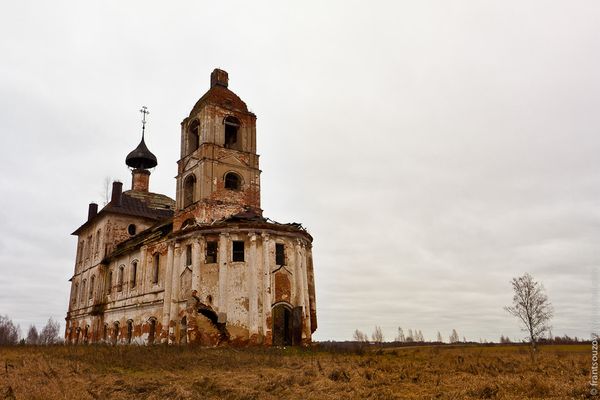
[126,137,158,169]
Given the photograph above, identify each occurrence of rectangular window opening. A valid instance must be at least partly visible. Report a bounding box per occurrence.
[153,254,160,284]
[276,243,285,266]
[206,241,218,264]
[232,240,245,262]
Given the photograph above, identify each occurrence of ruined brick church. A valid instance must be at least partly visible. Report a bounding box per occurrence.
[65,69,317,346]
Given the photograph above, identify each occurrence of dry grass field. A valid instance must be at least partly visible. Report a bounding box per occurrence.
[0,343,590,399]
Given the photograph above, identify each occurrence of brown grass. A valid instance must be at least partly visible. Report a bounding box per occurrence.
[0,343,590,399]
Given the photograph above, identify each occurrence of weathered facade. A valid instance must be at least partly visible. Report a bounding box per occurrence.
[65,69,317,346]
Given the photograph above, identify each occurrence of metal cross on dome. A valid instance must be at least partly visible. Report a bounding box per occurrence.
[140,106,149,138]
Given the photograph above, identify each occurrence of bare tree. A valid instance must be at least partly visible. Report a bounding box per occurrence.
[0,315,20,345]
[395,327,405,342]
[449,329,459,343]
[413,330,423,342]
[406,329,414,342]
[26,325,39,345]
[101,176,113,205]
[39,318,60,345]
[500,335,512,344]
[436,331,443,343]
[353,329,368,342]
[371,326,384,344]
[504,273,553,356]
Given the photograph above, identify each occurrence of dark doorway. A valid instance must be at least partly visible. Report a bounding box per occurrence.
[113,322,119,345]
[180,317,187,344]
[148,319,156,345]
[127,320,133,344]
[272,303,292,346]
[292,306,303,345]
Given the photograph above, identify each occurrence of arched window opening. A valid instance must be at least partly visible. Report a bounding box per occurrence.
[86,235,92,258]
[75,327,81,344]
[131,261,137,288]
[72,283,79,305]
[118,266,124,292]
[224,172,241,190]
[103,324,108,342]
[80,279,87,304]
[148,318,157,345]
[107,271,113,294]
[83,325,89,344]
[224,116,240,149]
[185,245,192,266]
[152,254,160,284]
[183,174,196,208]
[113,322,119,345]
[89,275,95,300]
[94,229,101,254]
[127,320,133,344]
[188,119,200,154]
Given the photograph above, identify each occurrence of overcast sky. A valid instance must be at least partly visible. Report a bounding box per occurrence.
[0,1,598,342]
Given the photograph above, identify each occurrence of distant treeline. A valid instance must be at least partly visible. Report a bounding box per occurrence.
[0,315,61,345]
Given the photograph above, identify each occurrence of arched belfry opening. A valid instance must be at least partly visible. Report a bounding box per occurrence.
[188,119,200,154]
[224,116,240,150]
[183,174,196,208]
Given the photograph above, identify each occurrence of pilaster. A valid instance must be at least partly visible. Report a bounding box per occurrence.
[192,239,202,290]
[248,232,258,335]
[261,233,271,335]
[161,243,174,343]
[218,233,230,313]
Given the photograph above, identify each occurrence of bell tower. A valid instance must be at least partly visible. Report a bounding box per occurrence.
[174,69,261,230]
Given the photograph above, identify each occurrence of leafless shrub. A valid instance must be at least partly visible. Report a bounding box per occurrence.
[0,315,20,345]
[39,318,60,345]
[395,327,405,342]
[499,335,512,344]
[371,326,384,344]
[352,329,368,342]
[26,325,39,345]
[449,329,460,344]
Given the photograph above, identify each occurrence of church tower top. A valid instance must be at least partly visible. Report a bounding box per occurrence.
[210,68,229,88]
[173,69,261,229]
[125,106,157,192]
